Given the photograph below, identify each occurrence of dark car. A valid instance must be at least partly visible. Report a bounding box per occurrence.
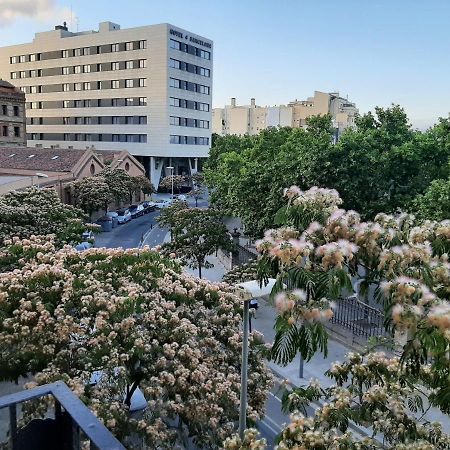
[142,201,156,214]
[129,204,145,219]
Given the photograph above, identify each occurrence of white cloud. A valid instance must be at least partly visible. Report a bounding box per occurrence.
[0,0,72,26]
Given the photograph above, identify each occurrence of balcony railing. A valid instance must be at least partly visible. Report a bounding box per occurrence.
[0,381,125,450]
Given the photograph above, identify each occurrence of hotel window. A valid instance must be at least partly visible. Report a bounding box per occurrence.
[74,83,82,91]
[97,63,103,72]
[112,98,120,106]
[170,116,180,126]
[83,65,91,73]
[19,71,26,78]
[31,133,41,140]
[29,53,40,62]
[62,66,70,75]
[74,133,84,141]
[111,43,120,52]
[138,40,147,49]
[63,117,70,124]
[125,98,134,106]
[83,47,90,56]
[63,100,70,108]
[199,49,210,60]
[85,134,92,141]
[125,79,134,88]
[97,81,104,89]
[170,59,180,69]
[138,78,146,87]
[83,82,91,91]
[74,65,82,74]
[138,59,147,68]
[30,86,40,94]
[85,117,92,125]
[112,80,120,89]
[170,39,181,50]
[30,69,39,78]
[74,48,82,57]
[125,61,134,69]
[169,78,179,88]
[63,83,70,92]
[138,116,146,124]
[74,101,82,108]
[169,97,180,107]
[198,137,209,145]
[64,133,70,140]
[139,97,147,106]
[62,50,69,58]
[30,102,41,109]
[11,72,18,79]
[112,62,120,71]
[84,99,92,107]
[19,55,26,63]
[10,56,18,64]
[125,42,133,51]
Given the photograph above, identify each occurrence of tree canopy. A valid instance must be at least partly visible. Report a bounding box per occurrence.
[204,107,450,237]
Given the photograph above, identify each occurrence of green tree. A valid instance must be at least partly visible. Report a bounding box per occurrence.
[162,208,234,278]
[156,200,189,239]
[411,175,450,221]
[159,174,186,194]
[97,167,132,207]
[0,187,88,247]
[188,186,204,207]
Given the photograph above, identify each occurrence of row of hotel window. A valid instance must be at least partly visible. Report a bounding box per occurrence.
[2,126,21,137]
[169,39,210,60]
[169,78,210,95]
[11,60,147,79]
[170,117,209,128]
[169,97,210,111]
[29,116,147,125]
[28,98,148,109]
[170,135,209,145]
[29,133,147,142]
[1,105,20,116]
[10,41,147,64]
[169,59,210,77]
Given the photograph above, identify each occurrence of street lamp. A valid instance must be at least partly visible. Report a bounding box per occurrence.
[234,278,277,439]
[166,166,174,199]
[35,172,49,188]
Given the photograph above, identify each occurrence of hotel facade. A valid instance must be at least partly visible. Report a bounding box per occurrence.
[0,21,213,185]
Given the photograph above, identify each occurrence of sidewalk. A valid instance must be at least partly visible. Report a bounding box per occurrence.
[183,253,227,282]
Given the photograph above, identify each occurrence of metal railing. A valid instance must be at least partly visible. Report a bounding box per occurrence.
[330,296,388,338]
[0,381,125,450]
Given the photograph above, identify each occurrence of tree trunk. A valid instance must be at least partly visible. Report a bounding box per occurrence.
[195,198,198,207]
[198,264,202,278]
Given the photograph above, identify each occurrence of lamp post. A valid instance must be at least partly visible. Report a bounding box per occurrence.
[234,278,276,439]
[35,172,49,188]
[166,166,174,200]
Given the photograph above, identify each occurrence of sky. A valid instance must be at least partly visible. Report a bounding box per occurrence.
[0,0,449,129]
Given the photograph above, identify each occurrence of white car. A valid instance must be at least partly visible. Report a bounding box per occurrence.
[155,200,172,209]
[117,209,132,224]
[174,194,187,201]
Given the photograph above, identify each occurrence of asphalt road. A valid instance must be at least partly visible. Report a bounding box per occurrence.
[94,210,163,249]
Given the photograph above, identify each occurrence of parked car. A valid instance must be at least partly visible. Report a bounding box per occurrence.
[129,204,145,218]
[75,230,95,251]
[155,199,172,209]
[142,201,156,214]
[96,215,113,232]
[174,194,187,201]
[117,208,132,224]
[106,211,119,228]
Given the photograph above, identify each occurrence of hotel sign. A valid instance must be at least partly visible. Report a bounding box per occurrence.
[169,29,212,48]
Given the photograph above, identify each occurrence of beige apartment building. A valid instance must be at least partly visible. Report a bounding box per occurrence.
[213,91,358,140]
[0,80,26,147]
[0,21,213,186]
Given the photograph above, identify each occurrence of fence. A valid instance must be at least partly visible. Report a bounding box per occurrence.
[0,381,125,450]
[330,295,388,339]
[232,244,257,267]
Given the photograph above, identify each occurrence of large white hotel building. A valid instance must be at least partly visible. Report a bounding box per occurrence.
[0,21,213,185]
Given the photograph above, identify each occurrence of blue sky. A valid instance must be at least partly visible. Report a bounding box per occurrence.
[1,0,449,129]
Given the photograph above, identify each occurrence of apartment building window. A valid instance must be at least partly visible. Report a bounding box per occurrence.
[74,83,82,91]
[14,127,20,138]
[74,48,82,57]
[63,83,70,92]
[198,102,210,111]
[75,117,83,124]
[2,126,7,137]
[199,49,210,60]
[20,87,26,94]
[125,61,134,69]
[30,69,41,78]
[62,66,70,75]
[170,58,180,69]
[112,80,120,89]
[197,137,209,145]
[63,117,70,125]
[139,97,147,106]
[30,102,42,109]
[125,42,133,51]
[138,78,146,87]
[74,65,82,74]
[111,43,120,52]
[138,59,147,68]
[97,81,104,90]
[138,40,147,49]
[97,63,103,72]
[31,133,41,140]
[112,62,120,71]
[125,79,134,88]
[125,98,134,106]
[74,100,83,108]
[11,72,18,79]
[29,53,40,62]
[30,86,41,94]
[138,116,147,124]
[84,99,92,107]
[1,105,7,115]
[19,71,26,78]
[198,85,210,95]
[10,56,18,64]
[112,98,120,106]
[170,116,180,126]
[74,134,84,141]
[83,65,91,73]
[62,50,70,58]
[19,55,26,63]
[63,100,70,108]
[170,39,181,50]
[83,47,90,56]
[64,133,70,141]
[83,82,91,91]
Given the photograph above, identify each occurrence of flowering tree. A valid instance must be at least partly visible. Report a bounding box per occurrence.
[162,208,234,278]
[191,172,204,188]
[159,175,186,194]
[0,237,272,448]
[97,167,133,207]
[0,187,89,248]
[69,176,111,218]
[226,185,450,448]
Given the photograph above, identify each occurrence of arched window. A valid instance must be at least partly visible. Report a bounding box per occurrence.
[90,163,95,175]
[125,162,130,172]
